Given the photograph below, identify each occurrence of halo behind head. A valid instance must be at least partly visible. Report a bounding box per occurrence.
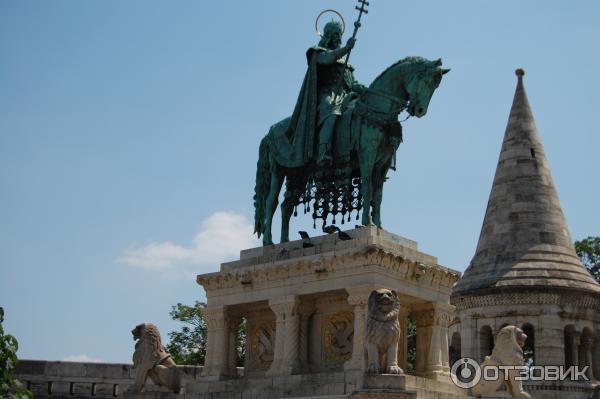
[315,9,345,37]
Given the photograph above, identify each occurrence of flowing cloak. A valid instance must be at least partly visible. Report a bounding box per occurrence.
[284,46,324,166]
[270,46,354,168]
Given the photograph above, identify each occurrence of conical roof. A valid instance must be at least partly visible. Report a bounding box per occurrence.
[453,69,600,296]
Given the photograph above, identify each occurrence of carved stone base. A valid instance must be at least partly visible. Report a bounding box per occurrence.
[351,390,416,399]
[359,374,466,399]
[184,372,468,399]
[363,374,409,390]
[414,370,451,383]
[121,392,183,399]
[197,227,460,380]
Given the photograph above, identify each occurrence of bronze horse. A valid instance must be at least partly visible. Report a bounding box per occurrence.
[254,57,449,245]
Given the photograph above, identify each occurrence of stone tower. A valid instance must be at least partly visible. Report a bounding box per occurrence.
[450,69,600,398]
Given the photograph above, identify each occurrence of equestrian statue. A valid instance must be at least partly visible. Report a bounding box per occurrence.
[253,4,449,246]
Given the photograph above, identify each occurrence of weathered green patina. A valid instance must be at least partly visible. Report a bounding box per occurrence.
[253,16,449,246]
[284,20,365,167]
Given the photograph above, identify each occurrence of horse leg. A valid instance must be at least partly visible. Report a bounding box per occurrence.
[280,187,293,243]
[372,165,388,227]
[359,124,385,226]
[280,174,308,243]
[263,168,284,246]
[359,148,377,227]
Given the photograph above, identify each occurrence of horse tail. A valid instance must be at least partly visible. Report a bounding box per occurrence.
[253,134,271,238]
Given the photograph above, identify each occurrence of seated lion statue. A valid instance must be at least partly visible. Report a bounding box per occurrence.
[365,289,403,374]
[472,325,531,399]
[127,323,181,394]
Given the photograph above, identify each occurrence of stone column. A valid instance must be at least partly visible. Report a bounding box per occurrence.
[202,306,228,378]
[344,288,372,372]
[583,337,595,381]
[534,314,562,366]
[458,311,478,362]
[267,303,286,375]
[283,301,301,374]
[397,306,410,371]
[413,303,454,381]
[572,332,581,369]
[593,336,600,381]
[267,296,300,376]
[227,315,242,377]
[413,306,431,376]
[298,303,315,373]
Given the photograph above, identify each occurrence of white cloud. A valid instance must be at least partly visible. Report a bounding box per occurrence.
[63,354,103,363]
[118,211,258,271]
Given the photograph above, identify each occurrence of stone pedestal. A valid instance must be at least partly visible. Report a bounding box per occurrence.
[354,375,417,399]
[194,227,463,399]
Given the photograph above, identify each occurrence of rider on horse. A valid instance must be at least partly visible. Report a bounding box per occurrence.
[287,21,367,166]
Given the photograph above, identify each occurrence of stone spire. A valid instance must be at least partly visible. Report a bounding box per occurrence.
[453,69,600,295]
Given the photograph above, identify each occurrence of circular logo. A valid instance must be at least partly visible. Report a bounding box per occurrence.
[450,357,481,389]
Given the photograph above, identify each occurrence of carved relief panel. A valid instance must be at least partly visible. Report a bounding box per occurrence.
[323,311,354,367]
[249,320,276,370]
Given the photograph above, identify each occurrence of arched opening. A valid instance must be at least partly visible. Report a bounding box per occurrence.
[479,325,493,362]
[449,332,461,366]
[224,313,248,374]
[236,316,247,367]
[521,323,535,366]
[564,325,577,367]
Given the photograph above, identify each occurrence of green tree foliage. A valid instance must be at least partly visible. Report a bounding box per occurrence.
[575,236,600,282]
[165,302,207,365]
[406,314,416,373]
[0,307,32,399]
[523,347,534,367]
[234,319,246,367]
[165,302,246,367]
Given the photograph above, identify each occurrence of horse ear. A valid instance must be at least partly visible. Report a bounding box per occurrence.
[433,58,442,67]
[440,68,451,75]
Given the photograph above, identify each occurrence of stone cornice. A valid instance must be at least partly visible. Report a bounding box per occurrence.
[197,245,461,293]
[313,292,348,306]
[452,286,600,311]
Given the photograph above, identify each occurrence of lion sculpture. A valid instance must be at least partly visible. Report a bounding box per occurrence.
[471,325,531,399]
[365,289,403,374]
[127,323,182,394]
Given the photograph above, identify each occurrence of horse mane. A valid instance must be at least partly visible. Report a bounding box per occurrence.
[370,56,431,87]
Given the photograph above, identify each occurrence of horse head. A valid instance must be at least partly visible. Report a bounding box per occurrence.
[405,58,450,117]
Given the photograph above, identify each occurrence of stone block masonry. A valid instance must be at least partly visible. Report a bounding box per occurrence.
[14,360,203,398]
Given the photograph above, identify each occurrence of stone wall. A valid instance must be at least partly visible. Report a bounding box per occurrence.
[14,360,203,398]
[184,371,468,399]
[13,360,471,399]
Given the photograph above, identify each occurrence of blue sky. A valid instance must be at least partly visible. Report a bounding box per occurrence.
[1,1,599,363]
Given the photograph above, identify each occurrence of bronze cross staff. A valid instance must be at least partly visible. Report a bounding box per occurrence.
[343,0,369,70]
